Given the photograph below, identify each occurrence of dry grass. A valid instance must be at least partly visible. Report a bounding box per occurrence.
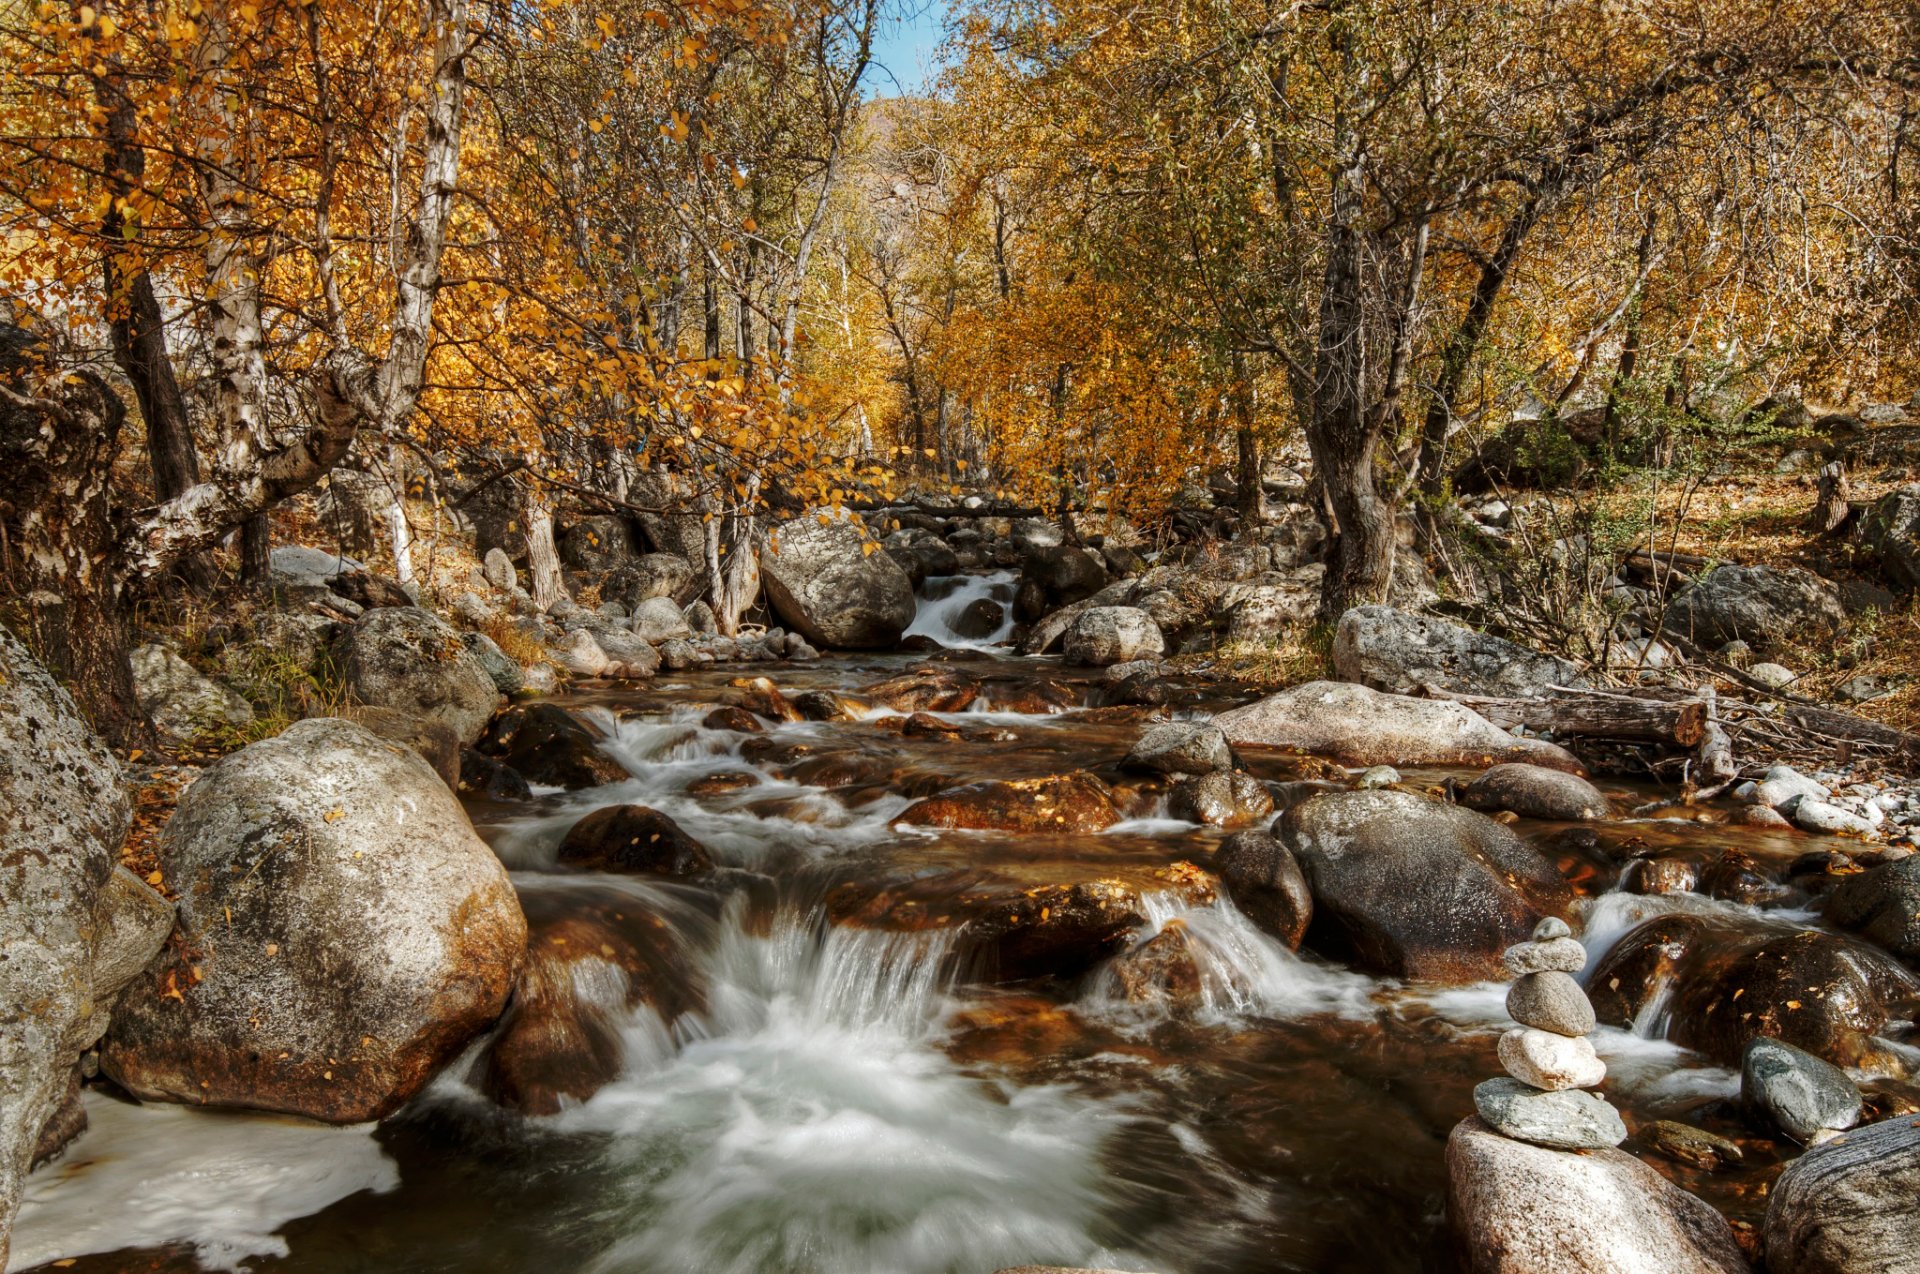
[1181,624,1334,689]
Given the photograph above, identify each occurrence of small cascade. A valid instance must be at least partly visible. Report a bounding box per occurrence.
[904,571,1017,650]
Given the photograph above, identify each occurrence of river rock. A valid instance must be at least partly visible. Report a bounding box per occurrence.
[1213,831,1312,949]
[1763,1112,1920,1274]
[559,514,639,573]
[1168,770,1274,828]
[102,718,526,1123]
[0,629,175,1268]
[1017,543,1109,614]
[479,703,630,789]
[1506,971,1596,1037]
[1446,1117,1751,1274]
[1826,854,1920,958]
[1862,482,1920,591]
[1794,798,1879,838]
[895,773,1122,834]
[1498,1027,1605,1091]
[1332,605,1586,698]
[1472,1078,1625,1150]
[1214,681,1583,772]
[1062,606,1165,667]
[1278,790,1572,982]
[1104,923,1204,1013]
[1503,935,1589,976]
[460,748,534,801]
[130,643,254,739]
[1124,720,1233,776]
[953,597,1006,640]
[630,596,691,644]
[482,546,517,591]
[343,605,503,745]
[1663,563,1847,654]
[601,553,696,610]
[461,631,525,697]
[1638,1120,1745,1172]
[341,703,461,791]
[555,804,714,878]
[760,508,916,649]
[965,880,1146,981]
[1741,1037,1862,1143]
[1461,764,1609,821]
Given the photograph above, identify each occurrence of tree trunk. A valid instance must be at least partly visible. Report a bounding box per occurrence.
[384,446,415,583]
[239,514,270,585]
[0,328,149,745]
[526,491,567,612]
[1231,350,1262,525]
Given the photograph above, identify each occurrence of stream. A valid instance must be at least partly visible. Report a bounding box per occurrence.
[8,576,1889,1274]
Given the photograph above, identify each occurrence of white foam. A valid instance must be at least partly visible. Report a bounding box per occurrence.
[8,1093,397,1273]
[903,572,1017,651]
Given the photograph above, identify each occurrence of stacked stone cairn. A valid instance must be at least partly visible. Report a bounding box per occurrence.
[1471,917,1627,1150]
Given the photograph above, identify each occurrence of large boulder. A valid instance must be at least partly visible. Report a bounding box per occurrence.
[1333,606,1586,698]
[343,606,503,745]
[1662,564,1847,654]
[760,509,916,649]
[130,643,254,739]
[1214,681,1583,772]
[1862,483,1920,591]
[602,553,697,610]
[559,514,639,573]
[0,629,172,1268]
[1016,543,1109,617]
[1826,854,1920,959]
[1062,606,1165,667]
[102,718,527,1123]
[1278,790,1572,982]
[1446,1117,1750,1273]
[1763,1113,1920,1274]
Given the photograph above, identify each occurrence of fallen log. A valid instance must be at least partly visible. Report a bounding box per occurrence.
[1426,689,1707,748]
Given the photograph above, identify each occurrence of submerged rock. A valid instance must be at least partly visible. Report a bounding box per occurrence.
[555,804,714,878]
[479,703,630,790]
[102,718,526,1123]
[1214,681,1582,771]
[894,773,1122,835]
[1764,1113,1920,1274]
[1446,1117,1750,1273]
[1278,790,1572,982]
[1826,855,1920,958]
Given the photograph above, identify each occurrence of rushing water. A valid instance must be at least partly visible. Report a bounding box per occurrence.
[13,585,1897,1274]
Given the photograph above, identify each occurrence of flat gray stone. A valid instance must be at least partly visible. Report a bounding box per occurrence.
[1503,935,1588,976]
[1741,1037,1861,1143]
[1506,971,1596,1038]
[1473,1077,1626,1150]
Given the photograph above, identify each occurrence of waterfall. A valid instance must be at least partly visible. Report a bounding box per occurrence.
[903,571,1017,650]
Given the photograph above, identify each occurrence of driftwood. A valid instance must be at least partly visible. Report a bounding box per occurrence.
[1429,688,1707,747]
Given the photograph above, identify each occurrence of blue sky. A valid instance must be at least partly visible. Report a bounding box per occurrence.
[867,0,952,97]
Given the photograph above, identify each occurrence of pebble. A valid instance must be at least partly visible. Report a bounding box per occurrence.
[1794,799,1880,839]
[1742,1037,1862,1143]
[1502,935,1587,976]
[1355,765,1401,790]
[1637,1119,1745,1172]
[1749,662,1797,689]
[1472,1077,1626,1151]
[1506,971,1596,1038]
[1532,917,1572,941]
[1499,1027,1606,1091]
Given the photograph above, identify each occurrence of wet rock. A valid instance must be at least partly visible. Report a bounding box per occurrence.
[700,706,762,733]
[1213,830,1312,949]
[860,668,980,713]
[1168,771,1273,828]
[902,712,964,738]
[459,748,533,801]
[1332,605,1586,698]
[1355,765,1400,789]
[1278,790,1572,982]
[103,719,526,1123]
[967,881,1145,982]
[1062,606,1165,667]
[1016,543,1109,614]
[1763,1111,1920,1274]
[559,514,639,573]
[1625,856,1700,895]
[1498,1027,1605,1091]
[1461,764,1609,821]
[760,508,916,649]
[1663,563,1848,655]
[894,773,1122,834]
[130,643,254,739]
[1699,850,1791,907]
[479,703,630,789]
[731,676,803,723]
[1215,681,1583,772]
[1124,720,1234,776]
[31,1073,87,1169]
[1105,923,1203,1012]
[344,606,503,745]
[341,704,461,791]
[1446,1117,1750,1274]
[953,597,1006,640]
[1826,854,1920,958]
[1741,1037,1862,1143]
[1636,1120,1744,1172]
[1862,482,1920,591]
[556,805,714,878]
[1588,916,1919,1069]
[1506,971,1596,1037]
[1471,1078,1625,1150]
